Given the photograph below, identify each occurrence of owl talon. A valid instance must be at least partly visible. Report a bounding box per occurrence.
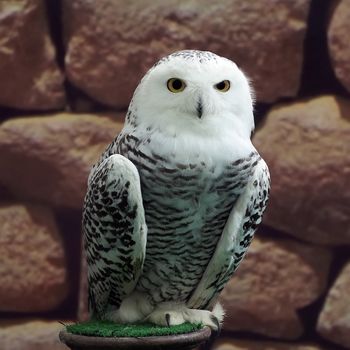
[146,304,222,331]
[210,314,221,336]
[210,314,219,330]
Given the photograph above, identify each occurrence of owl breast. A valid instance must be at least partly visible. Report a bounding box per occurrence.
[117,132,259,305]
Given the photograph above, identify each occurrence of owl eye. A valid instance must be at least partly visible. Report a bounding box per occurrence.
[214,80,230,92]
[167,78,186,93]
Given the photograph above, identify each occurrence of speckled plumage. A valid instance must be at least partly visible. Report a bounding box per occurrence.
[83,50,270,328]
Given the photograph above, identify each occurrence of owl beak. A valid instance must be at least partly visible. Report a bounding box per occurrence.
[196,98,203,119]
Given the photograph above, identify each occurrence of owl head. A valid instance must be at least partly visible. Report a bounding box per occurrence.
[128,50,255,139]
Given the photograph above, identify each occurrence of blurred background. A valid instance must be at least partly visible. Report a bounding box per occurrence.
[0,0,349,349]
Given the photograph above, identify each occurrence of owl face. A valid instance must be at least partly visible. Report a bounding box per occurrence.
[132,51,255,139]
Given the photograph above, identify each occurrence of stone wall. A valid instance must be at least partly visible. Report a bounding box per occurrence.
[0,0,349,349]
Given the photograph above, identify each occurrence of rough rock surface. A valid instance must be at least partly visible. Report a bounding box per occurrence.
[0,319,68,350]
[0,0,65,110]
[0,113,124,209]
[213,338,326,350]
[219,234,332,339]
[317,261,350,349]
[0,203,67,312]
[63,0,310,107]
[328,0,350,93]
[253,95,350,245]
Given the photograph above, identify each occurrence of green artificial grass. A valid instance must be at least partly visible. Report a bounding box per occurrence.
[66,320,203,338]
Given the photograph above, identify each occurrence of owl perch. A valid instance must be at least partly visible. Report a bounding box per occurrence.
[60,50,270,350]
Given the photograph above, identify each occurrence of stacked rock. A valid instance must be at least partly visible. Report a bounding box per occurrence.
[0,1,349,349]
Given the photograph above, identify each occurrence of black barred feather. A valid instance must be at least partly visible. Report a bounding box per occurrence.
[87,132,266,310]
[83,155,146,317]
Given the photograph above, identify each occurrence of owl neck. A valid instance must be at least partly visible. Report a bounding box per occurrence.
[123,120,255,165]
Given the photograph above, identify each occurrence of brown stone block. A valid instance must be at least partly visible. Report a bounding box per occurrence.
[328,0,350,94]
[0,0,65,110]
[253,95,350,245]
[220,234,332,339]
[213,338,326,350]
[0,113,123,209]
[0,319,69,350]
[63,0,310,108]
[0,203,68,312]
[317,261,350,349]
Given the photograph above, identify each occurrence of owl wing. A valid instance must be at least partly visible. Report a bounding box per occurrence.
[83,154,147,319]
[188,158,270,310]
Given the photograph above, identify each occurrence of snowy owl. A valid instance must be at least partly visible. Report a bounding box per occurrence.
[83,50,270,330]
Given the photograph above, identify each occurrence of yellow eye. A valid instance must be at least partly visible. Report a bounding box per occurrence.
[167,78,186,93]
[214,80,230,92]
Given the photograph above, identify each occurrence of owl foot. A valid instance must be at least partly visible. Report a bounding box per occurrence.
[103,292,154,323]
[146,304,221,331]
